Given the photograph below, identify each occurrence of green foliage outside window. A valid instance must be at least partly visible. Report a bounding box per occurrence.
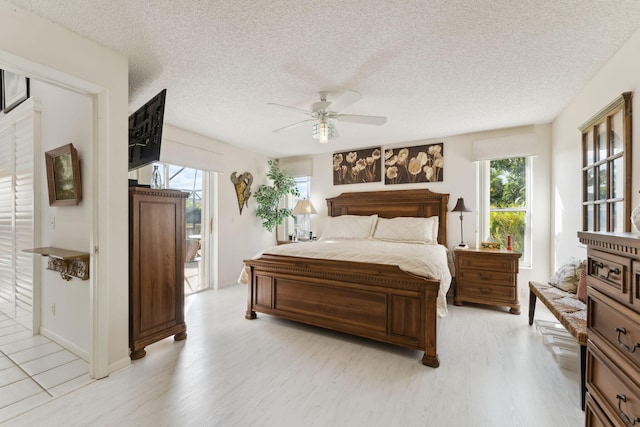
[490,158,526,252]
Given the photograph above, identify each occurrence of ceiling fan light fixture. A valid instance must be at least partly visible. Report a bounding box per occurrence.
[313,121,334,144]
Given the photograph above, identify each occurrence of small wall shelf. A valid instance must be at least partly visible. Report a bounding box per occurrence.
[24,247,89,281]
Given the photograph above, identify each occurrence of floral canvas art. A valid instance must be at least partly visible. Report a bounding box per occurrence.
[333,147,382,185]
[384,143,444,184]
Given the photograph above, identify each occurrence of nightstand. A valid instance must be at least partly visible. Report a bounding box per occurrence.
[454,248,521,314]
[277,240,298,245]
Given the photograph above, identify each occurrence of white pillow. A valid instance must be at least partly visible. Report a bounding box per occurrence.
[548,257,586,293]
[372,216,439,244]
[320,215,378,240]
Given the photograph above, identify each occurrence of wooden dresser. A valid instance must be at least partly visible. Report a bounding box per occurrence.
[454,248,521,314]
[578,232,640,426]
[129,187,188,359]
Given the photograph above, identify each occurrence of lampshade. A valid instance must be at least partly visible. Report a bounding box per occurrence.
[452,197,471,213]
[292,199,317,215]
[312,121,335,144]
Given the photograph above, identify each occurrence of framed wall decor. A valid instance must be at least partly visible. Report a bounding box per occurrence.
[384,142,444,185]
[45,143,83,206]
[333,146,382,185]
[1,70,30,114]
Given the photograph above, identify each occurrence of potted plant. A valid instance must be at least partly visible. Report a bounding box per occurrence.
[254,160,299,240]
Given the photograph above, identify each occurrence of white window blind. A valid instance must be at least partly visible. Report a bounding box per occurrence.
[472,133,537,161]
[0,103,37,329]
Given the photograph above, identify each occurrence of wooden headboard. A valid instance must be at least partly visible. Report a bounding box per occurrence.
[326,189,449,246]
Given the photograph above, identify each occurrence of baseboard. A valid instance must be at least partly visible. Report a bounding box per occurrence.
[108,356,132,375]
[39,327,89,361]
[218,280,239,289]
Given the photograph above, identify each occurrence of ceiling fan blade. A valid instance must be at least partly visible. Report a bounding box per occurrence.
[310,101,332,111]
[336,114,387,125]
[266,103,312,115]
[328,90,362,113]
[272,118,314,133]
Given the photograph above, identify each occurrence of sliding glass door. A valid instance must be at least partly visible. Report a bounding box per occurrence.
[153,163,212,295]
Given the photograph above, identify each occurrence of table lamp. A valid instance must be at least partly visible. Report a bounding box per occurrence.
[292,199,317,240]
[452,197,471,248]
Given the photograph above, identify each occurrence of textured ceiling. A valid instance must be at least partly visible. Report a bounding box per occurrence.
[7,0,640,157]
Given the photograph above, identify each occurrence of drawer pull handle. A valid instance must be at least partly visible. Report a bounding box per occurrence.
[593,261,604,269]
[479,274,492,280]
[606,267,621,279]
[616,327,640,353]
[616,394,640,425]
[480,288,492,294]
[598,266,621,281]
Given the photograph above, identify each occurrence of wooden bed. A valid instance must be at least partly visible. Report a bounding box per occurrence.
[244,189,449,367]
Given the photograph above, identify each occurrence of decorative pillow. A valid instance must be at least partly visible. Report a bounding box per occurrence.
[548,257,586,293]
[576,268,587,303]
[319,214,378,240]
[372,216,439,244]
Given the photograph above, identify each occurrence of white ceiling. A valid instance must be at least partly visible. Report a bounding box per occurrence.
[7,1,640,158]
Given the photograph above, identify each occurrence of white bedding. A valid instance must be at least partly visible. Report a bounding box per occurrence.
[239,238,452,317]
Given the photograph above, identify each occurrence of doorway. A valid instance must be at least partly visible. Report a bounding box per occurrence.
[153,163,213,295]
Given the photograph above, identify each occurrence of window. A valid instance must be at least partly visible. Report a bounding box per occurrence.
[286,176,311,240]
[579,92,632,232]
[480,157,532,266]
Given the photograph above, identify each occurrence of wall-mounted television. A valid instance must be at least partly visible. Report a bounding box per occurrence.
[128,89,166,171]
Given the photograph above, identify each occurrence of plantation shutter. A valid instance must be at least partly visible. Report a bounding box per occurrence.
[0,126,15,318]
[0,101,37,329]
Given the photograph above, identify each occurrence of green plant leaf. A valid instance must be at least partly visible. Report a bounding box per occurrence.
[254,160,299,232]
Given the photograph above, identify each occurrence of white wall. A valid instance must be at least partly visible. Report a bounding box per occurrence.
[283,123,552,295]
[552,27,640,268]
[0,0,129,377]
[33,81,93,358]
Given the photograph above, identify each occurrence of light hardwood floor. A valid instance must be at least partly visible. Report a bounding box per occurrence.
[4,285,584,426]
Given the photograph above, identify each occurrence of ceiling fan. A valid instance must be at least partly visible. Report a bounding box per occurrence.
[267,90,387,143]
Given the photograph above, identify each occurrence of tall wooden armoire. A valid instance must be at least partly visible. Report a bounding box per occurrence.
[129,187,188,359]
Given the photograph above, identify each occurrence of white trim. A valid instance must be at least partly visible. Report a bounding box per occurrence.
[479,157,533,267]
[41,326,89,361]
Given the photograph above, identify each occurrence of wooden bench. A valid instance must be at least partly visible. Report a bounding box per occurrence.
[528,281,587,410]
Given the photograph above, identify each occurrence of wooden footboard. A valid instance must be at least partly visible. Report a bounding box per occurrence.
[245,254,441,367]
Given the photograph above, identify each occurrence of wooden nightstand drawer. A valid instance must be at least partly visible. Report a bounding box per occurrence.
[457,253,518,273]
[457,282,516,301]
[457,270,515,286]
[588,248,631,305]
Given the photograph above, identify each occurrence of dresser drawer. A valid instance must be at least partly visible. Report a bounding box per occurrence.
[457,269,515,286]
[585,392,612,427]
[588,288,640,372]
[587,343,640,427]
[588,248,631,305]
[457,282,516,301]
[457,253,517,273]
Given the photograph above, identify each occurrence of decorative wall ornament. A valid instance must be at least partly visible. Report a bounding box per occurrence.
[23,247,89,281]
[230,171,253,214]
[384,142,444,185]
[332,146,382,185]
